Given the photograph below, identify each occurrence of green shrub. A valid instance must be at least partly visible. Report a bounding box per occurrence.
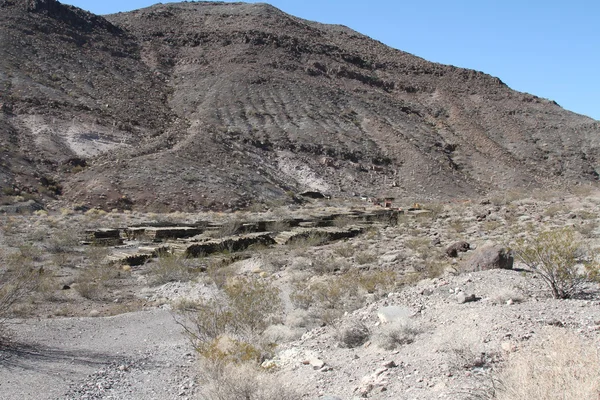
[180,276,283,364]
[514,227,600,299]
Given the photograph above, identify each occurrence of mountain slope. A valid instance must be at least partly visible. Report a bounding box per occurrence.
[1,0,598,211]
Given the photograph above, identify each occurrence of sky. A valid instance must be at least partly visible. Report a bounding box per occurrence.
[62,0,600,121]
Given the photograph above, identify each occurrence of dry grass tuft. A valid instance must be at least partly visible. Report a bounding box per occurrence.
[374,320,419,350]
[495,329,600,400]
[199,360,301,400]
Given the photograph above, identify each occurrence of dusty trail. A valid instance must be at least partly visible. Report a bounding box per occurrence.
[0,309,197,400]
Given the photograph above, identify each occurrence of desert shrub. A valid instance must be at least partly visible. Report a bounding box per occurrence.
[354,251,377,265]
[483,220,503,234]
[311,254,345,274]
[210,219,242,239]
[421,202,445,220]
[334,242,355,258]
[46,230,79,253]
[290,231,328,248]
[0,251,41,342]
[574,221,598,238]
[404,237,431,255]
[332,215,353,228]
[543,204,566,218]
[514,227,600,299]
[180,276,283,363]
[336,321,370,348]
[147,253,194,286]
[447,341,499,373]
[290,270,396,324]
[74,261,120,300]
[494,329,600,400]
[374,320,418,350]
[265,220,289,233]
[223,277,283,335]
[489,288,525,305]
[199,361,301,400]
[448,219,466,233]
[11,244,45,263]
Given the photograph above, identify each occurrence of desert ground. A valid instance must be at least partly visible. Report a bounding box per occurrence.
[1,187,600,399]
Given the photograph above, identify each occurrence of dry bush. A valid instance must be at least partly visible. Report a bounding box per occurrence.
[421,202,445,219]
[448,219,467,233]
[332,215,353,228]
[265,220,289,233]
[334,242,355,258]
[495,329,600,400]
[311,254,346,274]
[290,269,397,318]
[543,204,566,218]
[199,360,301,400]
[354,251,377,265]
[374,320,418,350]
[46,230,79,253]
[147,253,194,286]
[489,288,525,305]
[404,237,431,255]
[180,276,283,364]
[74,263,120,300]
[574,221,598,238]
[336,321,370,348]
[483,220,503,234]
[289,269,397,327]
[514,227,600,299]
[0,251,41,342]
[289,231,327,248]
[447,342,498,373]
[206,257,239,289]
[209,219,242,239]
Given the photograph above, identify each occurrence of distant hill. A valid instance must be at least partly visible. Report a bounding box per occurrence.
[1,0,598,211]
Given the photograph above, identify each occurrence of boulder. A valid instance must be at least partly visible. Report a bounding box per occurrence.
[446,241,470,257]
[464,245,513,271]
[377,306,412,324]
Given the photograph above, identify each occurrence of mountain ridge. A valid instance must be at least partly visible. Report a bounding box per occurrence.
[1,0,598,211]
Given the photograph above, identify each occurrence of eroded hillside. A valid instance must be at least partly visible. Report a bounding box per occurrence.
[1,0,599,211]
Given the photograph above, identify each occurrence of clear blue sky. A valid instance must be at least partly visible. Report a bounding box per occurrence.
[62,0,599,121]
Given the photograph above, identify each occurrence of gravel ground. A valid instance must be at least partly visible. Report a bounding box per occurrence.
[0,309,197,400]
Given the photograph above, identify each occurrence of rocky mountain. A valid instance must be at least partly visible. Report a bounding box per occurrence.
[1,0,599,211]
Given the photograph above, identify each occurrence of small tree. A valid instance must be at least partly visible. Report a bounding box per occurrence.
[514,228,599,299]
